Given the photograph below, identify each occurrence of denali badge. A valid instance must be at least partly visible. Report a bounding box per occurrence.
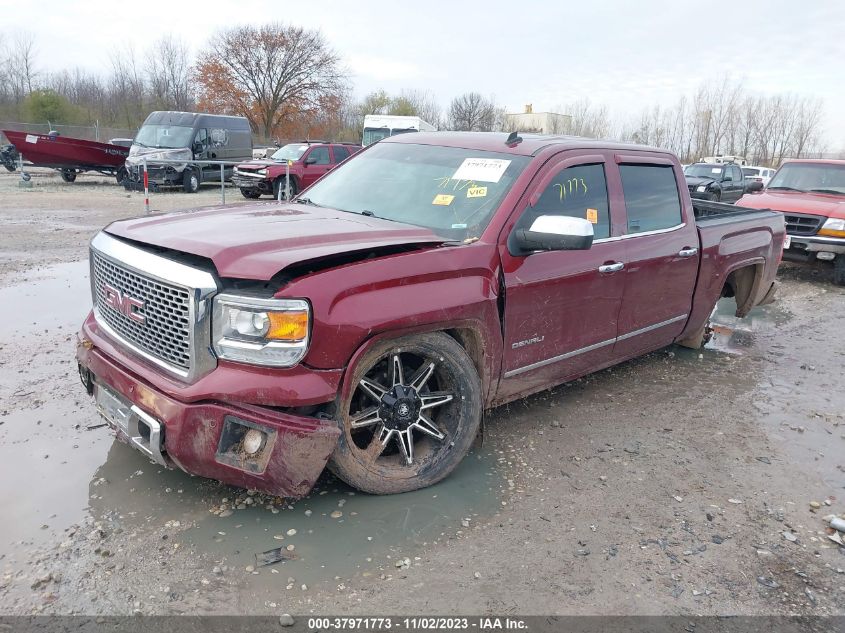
[512,335,544,349]
[103,284,146,324]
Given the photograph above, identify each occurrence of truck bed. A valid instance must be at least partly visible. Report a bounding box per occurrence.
[692,199,774,221]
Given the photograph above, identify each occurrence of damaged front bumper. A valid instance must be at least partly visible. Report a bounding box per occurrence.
[76,315,342,498]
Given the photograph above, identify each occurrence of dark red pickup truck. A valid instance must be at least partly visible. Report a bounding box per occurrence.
[231,141,361,200]
[76,132,784,497]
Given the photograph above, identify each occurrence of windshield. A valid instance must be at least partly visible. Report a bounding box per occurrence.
[301,142,530,240]
[133,124,194,149]
[767,162,845,195]
[271,143,309,162]
[742,168,760,177]
[362,127,392,147]
[685,164,724,179]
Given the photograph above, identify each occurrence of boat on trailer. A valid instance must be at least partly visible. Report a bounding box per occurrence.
[1,130,130,183]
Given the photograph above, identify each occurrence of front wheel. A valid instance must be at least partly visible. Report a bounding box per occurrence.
[60,169,77,183]
[272,176,297,200]
[329,332,482,494]
[709,190,721,202]
[115,166,127,185]
[834,255,845,287]
[240,188,261,199]
[182,168,199,193]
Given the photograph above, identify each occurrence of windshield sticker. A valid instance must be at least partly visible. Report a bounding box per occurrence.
[586,208,598,224]
[432,194,455,206]
[451,223,468,229]
[712,168,721,174]
[452,158,511,183]
[467,186,487,198]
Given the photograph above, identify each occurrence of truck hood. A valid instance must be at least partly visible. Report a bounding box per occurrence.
[684,176,716,188]
[126,146,192,168]
[736,190,845,218]
[237,159,277,169]
[104,203,447,280]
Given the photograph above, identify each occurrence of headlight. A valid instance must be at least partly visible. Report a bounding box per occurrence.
[212,295,310,367]
[819,217,845,238]
[696,185,707,192]
[257,168,267,176]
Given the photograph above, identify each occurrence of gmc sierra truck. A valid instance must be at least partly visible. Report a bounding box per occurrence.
[76,132,784,497]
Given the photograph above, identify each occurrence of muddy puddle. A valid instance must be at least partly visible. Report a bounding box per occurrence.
[693,295,844,493]
[0,260,90,338]
[705,297,792,354]
[81,440,501,591]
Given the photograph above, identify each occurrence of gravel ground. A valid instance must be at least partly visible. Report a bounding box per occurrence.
[0,171,843,616]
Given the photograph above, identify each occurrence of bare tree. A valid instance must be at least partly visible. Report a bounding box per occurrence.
[108,45,147,128]
[146,35,192,111]
[7,31,39,101]
[195,23,346,137]
[448,92,497,131]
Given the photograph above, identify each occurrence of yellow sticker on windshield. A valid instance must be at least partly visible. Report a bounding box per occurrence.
[586,208,598,224]
[467,186,487,198]
[432,194,455,206]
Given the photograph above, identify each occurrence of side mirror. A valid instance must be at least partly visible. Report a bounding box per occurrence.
[508,215,594,256]
[746,180,764,193]
[304,156,317,165]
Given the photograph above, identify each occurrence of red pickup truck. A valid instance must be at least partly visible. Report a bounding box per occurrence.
[231,141,361,200]
[736,159,845,285]
[76,132,783,497]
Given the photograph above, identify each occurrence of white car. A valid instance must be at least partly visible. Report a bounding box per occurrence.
[742,166,776,186]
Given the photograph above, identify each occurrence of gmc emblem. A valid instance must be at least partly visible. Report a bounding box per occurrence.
[103,284,146,324]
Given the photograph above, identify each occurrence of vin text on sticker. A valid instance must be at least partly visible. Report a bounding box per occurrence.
[452,158,511,183]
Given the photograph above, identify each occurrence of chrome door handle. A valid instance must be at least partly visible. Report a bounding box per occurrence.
[598,262,625,273]
[678,247,699,258]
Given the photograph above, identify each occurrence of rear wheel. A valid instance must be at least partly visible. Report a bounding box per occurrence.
[834,255,845,287]
[240,188,261,199]
[60,169,77,183]
[329,332,482,494]
[272,176,297,200]
[182,168,200,193]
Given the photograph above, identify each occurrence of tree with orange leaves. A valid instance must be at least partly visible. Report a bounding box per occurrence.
[195,23,346,138]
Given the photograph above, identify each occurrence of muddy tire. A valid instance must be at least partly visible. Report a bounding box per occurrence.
[709,190,721,202]
[834,255,845,287]
[329,332,482,495]
[272,176,297,200]
[240,188,261,199]
[60,169,77,183]
[182,168,200,193]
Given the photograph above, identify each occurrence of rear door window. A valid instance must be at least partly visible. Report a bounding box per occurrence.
[619,164,683,234]
[333,146,350,162]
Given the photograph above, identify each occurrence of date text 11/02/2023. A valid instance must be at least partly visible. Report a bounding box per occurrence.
[305,617,528,630]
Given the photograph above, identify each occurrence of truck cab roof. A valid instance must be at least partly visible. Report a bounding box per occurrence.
[382,131,672,158]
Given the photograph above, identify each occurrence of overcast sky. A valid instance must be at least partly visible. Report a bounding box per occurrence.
[3,0,844,150]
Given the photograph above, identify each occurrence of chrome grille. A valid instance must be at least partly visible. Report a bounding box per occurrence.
[783,212,824,236]
[92,250,192,370]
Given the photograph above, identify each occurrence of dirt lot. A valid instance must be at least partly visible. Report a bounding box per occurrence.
[0,170,844,617]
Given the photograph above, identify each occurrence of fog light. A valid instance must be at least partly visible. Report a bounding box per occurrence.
[242,428,266,455]
[816,251,836,261]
